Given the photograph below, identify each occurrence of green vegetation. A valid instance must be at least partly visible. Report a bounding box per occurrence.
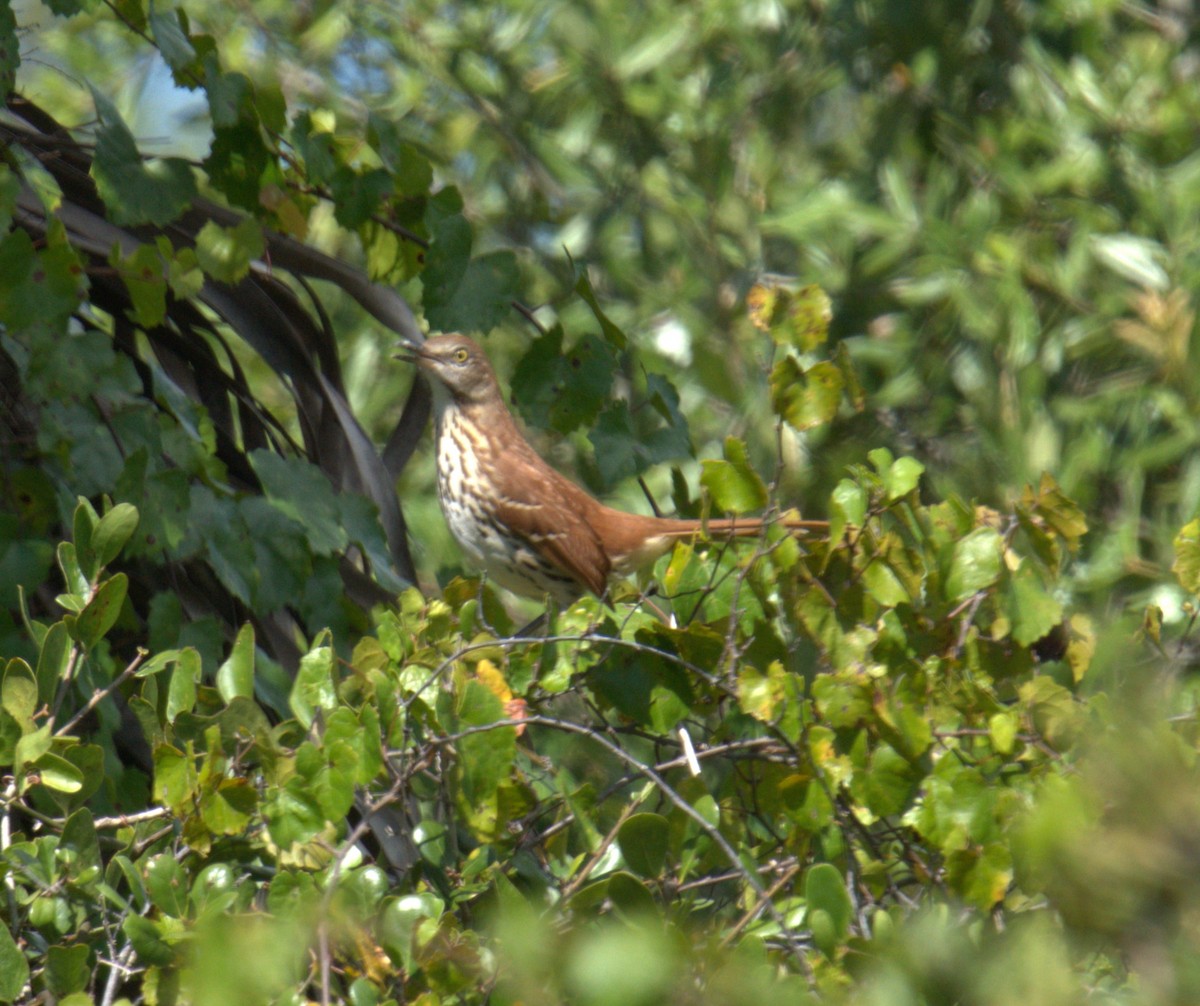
[2,0,1200,1003]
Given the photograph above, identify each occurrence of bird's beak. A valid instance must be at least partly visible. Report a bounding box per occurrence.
[393,341,429,367]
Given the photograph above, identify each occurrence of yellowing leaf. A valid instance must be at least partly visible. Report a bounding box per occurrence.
[474,658,513,705]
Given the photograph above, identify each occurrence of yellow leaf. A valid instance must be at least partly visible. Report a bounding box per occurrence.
[473,658,512,705]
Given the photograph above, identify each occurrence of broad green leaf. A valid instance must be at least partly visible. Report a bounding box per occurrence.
[122,915,178,968]
[199,778,257,835]
[195,218,264,284]
[166,646,201,722]
[331,166,393,228]
[72,498,98,582]
[35,621,72,705]
[154,743,198,812]
[862,557,910,607]
[957,842,1013,910]
[2,658,36,722]
[0,227,85,335]
[90,89,197,226]
[379,893,444,972]
[700,437,767,514]
[805,863,852,947]
[606,871,659,920]
[830,478,867,544]
[15,722,52,769]
[989,711,1019,754]
[145,853,189,918]
[249,451,348,555]
[427,250,520,334]
[0,909,29,1001]
[617,812,669,878]
[93,502,139,569]
[72,573,128,649]
[945,528,1002,601]
[511,328,617,434]
[149,7,196,72]
[112,243,168,327]
[33,751,84,793]
[205,122,271,210]
[1006,563,1063,647]
[216,622,255,703]
[45,944,89,998]
[770,358,843,431]
[290,633,337,728]
[737,661,786,722]
[1173,518,1200,594]
[883,456,925,502]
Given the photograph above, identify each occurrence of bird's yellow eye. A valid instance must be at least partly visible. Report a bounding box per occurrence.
[454,348,469,363]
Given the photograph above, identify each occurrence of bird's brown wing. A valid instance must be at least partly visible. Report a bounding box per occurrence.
[487,451,611,598]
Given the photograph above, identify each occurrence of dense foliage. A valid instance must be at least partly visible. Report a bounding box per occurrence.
[2,1,1200,1004]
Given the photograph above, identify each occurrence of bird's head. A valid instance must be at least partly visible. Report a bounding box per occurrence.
[395,334,501,405]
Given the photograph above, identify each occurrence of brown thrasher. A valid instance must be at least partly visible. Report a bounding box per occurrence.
[398,334,825,605]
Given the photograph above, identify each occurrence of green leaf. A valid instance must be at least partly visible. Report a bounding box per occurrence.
[862,557,910,607]
[207,67,255,129]
[700,437,767,515]
[249,452,347,555]
[45,944,89,998]
[205,122,271,210]
[195,218,264,283]
[290,633,337,728]
[72,498,98,583]
[989,711,1019,754]
[122,915,179,968]
[780,284,833,350]
[149,7,196,72]
[331,166,393,228]
[805,863,852,945]
[0,909,29,1001]
[166,646,201,722]
[111,241,168,327]
[883,456,925,502]
[454,679,516,809]
[72,573,128,649]
[93,503,139,570]
[770,358,844,431]
[154,743,198,813]
[35,622,72,705]
[216,622,255,703]
[945,528,1003,601]
[511,328,617,434]
[90,89,197,226]
[738,661,786,722]
[607,871,659,920]
[33,752,84,793]
[199,779,256,835]
[1173,518,1200,594]
[19,726,61,776]
[1006,562,1063,647]
[428,250,520,335]
[573,260,627,349]
[830,479,867,543]
[617,812,669,878]
[0,228,79,336]
[2,658,36,722]
[145,853,189,918]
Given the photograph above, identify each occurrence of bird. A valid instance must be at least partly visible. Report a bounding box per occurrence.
[396,333,825,606]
